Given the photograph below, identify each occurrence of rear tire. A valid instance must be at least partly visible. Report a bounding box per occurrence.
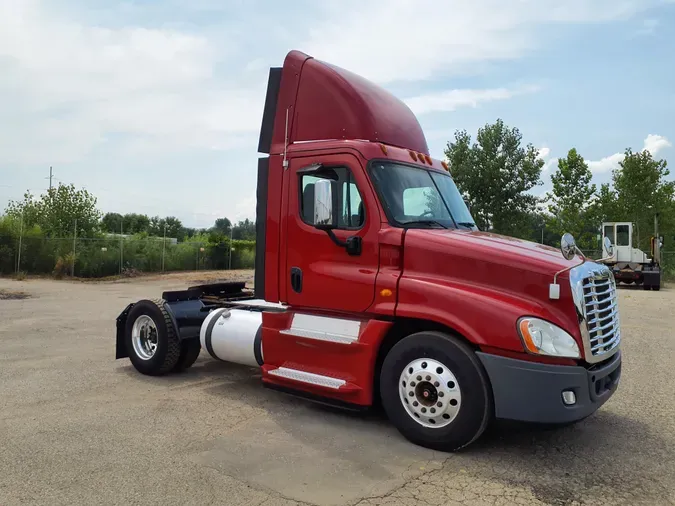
[379,331,493,452]
[172,339,202,373]
[125,299,181,376]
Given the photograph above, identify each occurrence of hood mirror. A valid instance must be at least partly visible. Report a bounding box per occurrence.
[549,233,587,300]
[560,233,577,261]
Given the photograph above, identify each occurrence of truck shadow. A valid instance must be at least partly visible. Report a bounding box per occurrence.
[118,357,674,505]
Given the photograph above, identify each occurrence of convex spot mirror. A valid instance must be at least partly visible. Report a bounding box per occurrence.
[560,233,577,261]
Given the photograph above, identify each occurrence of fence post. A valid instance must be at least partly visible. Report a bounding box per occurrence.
[119,221,123,274]
[161,222,167,272]
[16,210,24,275]
[229,227,233,270]
[72,219,77,277]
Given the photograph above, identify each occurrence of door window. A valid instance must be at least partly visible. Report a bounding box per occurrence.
[299,167,365,230]
[604,225,615,245]
[616,225,630,246]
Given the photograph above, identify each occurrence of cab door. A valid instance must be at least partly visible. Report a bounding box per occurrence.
[283,153,379,313]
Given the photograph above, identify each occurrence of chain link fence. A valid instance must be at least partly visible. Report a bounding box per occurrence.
[0,235,255,278]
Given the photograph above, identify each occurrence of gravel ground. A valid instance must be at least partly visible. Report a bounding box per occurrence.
[0,272,673,506]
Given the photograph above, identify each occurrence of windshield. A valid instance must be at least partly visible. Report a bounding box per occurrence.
[369,161,476,229]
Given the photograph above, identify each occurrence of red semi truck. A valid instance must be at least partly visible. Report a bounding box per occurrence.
[115,50,622,451]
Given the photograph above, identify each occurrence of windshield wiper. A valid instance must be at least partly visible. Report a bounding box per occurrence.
[455,221,476,229]
[400,220,448,229]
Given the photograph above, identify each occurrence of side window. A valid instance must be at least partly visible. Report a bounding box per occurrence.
[299,167,365,229]
[616,225,630,246]
[604,225,615,245]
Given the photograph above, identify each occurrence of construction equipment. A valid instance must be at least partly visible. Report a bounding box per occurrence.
[600,214,663,290]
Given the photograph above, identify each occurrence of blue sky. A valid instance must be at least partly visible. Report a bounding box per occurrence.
[1,0,674,228]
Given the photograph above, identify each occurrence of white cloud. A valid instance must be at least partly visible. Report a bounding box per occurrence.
[643,134,672,155]
[405,85,541,115]
[587,152,626,174]
[0,0,265,166]
[537,147,557,172]
[588,134,672,173]
[303,0,668,84]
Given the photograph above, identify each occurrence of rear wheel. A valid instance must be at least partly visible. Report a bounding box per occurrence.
[172,339,202,372]
[125,299,181,376]
[380,331,493,452]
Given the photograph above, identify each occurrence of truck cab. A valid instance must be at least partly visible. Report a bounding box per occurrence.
[115,50,622,452]
[602,221,661,289]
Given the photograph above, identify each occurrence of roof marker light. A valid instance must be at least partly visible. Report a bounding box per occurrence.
[379,143,388,155]
[424,155,432,165]
[409,150,418,161]
[441,161,449,171]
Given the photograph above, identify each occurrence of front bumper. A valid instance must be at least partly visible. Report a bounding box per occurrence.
[477,350,621,424]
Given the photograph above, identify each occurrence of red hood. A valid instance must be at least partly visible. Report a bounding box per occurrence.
[433,229,576,273]
[402,228,579,290]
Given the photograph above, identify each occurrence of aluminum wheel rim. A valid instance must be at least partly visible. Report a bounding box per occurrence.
[398,358,462,428]
[131,315,158,360]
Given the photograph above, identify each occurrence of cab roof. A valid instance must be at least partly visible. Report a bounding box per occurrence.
[258,50,429,157]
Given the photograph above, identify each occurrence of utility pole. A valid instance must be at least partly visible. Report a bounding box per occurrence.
[49,166,53,189]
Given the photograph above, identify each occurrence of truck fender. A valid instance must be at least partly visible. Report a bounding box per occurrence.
[115,303,135,359]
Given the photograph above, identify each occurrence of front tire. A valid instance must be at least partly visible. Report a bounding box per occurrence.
[125,299,181,376]
[380,331,493,452]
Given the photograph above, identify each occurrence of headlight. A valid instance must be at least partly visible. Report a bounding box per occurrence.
[517,317,580,359]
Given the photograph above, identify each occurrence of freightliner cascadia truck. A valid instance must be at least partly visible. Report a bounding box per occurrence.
[115,50,622,452]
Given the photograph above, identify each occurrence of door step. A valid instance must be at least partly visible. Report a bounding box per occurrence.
[265,366,361,393]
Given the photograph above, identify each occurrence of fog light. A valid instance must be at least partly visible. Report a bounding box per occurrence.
[562,391,576,405]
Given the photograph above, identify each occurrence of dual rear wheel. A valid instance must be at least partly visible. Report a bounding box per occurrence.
[125,299,201,376]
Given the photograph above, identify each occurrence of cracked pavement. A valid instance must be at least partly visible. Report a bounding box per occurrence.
[1,273,674,506]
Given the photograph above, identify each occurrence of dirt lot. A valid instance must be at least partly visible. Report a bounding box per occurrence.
[1,271,674,506]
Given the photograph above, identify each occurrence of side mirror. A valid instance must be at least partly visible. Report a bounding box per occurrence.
[603,236,615,257]
[313,179,337,230]
[560,233,578,261]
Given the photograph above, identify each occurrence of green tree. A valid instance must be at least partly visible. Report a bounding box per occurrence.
[611,148,675,251]
[444,118,544,237]
[232,219,256,240]
[213,218,232,235]
[148,216,185,239]
[547,148,597,249]
[5,183,101,237]
[101,212,123,233]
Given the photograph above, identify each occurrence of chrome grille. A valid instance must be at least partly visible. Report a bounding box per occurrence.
[569,262,621,363]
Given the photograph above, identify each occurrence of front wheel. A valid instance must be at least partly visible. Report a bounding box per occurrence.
[379,331,493,452]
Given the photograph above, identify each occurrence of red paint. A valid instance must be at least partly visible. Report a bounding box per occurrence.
[259,50,587,409]
[261,311,391,405]
[269,51,428,157]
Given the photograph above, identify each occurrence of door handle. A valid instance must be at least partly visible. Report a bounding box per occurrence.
[290,267,303,293]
